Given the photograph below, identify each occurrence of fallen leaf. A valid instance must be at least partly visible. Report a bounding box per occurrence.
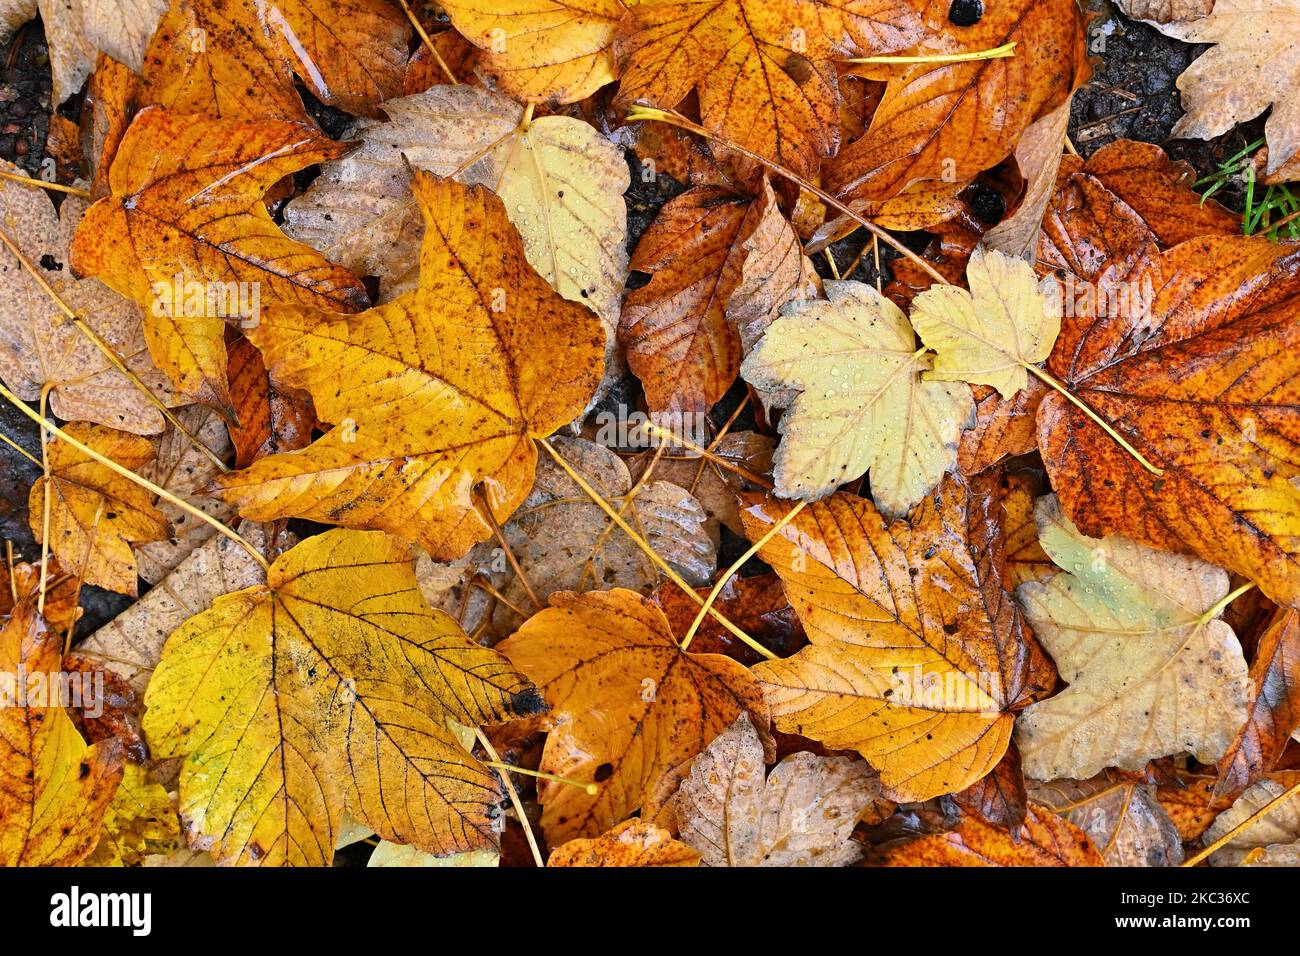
[548,818,701,866]
[1156,770,1225,843]
[996,469,1055,589]
[950,745,1028,832]
[0,556,81,632]
[225,335,316,469]
[496,588,771,844]
[615,0,923,179]
[213,173,605,560]
[143,529,546,865]
[1029,772,1185,866]
[651,572,804,665]
[826,0,1087,202]
[482,435,715,636]
[142,0,409,121]
[1115,0,1213,23]
[1215,609,1300,799]
[0,166,177,434]
[910,247,1062,400]
[1203,772,1300,865]
[1147,0,1300,178]
[880,803,1104,866]
[1015,495,1250,780]
[368,842,500,867]
[669,712,886,866]
[281,84,628,388]
[958,381,1047,476]
[742,476,1055,802]
[0,601,125,865]
[134,406,235,584]
[741,279,974,515]
[78,522,283,694]
[30,423,171,596]
[441,0,622,104]
[1035,236,1300,608]
[83,763,181,866]
[619,185,753,415]
[980,98,1072,262]
[69,107,368,410]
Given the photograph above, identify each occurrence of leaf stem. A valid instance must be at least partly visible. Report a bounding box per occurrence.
[0,382,270,573]
[623,106,950,286]
[1198,582,1255,627]
[1022,362,1164,475]
[640,421,773,489]
[475,728,544,867]
[37,388,52,615]
[538,437,777,660]
[1182,776,1300,866]
[0,169,90,196]
[482,761,598,796]
[680,500,806,652]
[396,0,459,86]
[844,42,1016,65]
[475,485,542,610]
[0,223,229,473]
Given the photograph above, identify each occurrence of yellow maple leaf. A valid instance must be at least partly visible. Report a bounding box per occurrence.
[142,529,546,865]
[212,173,606,560]
[29,423,171,597]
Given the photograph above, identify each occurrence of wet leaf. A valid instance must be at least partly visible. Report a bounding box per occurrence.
[548,818,701,867]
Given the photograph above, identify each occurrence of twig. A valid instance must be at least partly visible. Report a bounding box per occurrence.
[475,728,544,867]
[476,485,542,611]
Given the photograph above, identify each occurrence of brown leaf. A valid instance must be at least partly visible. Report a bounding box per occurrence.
[226,336,316,469]
[1030,772,1185,866]
[651,573,805,666]
[880,803,1104,866]
[950,745,1028,832]
[1215,609,1300,799]
[548,818,701,867]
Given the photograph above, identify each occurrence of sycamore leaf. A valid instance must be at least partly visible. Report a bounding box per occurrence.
[142,529,546,865]
[1015,495,1250,781]
[134,406,235,585]
[281,85,628,387]
[548,818,701,867]
[0,165,177,435]
[881,803,1104,866]
[83,764,181,866]
[79,522,284,694]
[740,279,973,515]
[669,712,887,866]
[69,107,368,410]
[743,476,1055,802]
[1146,0,1300,179]
[620,186,753,415]
[483,435,715,637]
[142,0,409,121]
[29,423,171,596]
[958,381,1047,477]
[1035,236,1300,608]
[1029,773,1184,867]
[910,248,1062,400]
[0,602,125,866]
[1115,0,1213,23]
[950,746,1029,832]
[225,336,316,469]
[496,588,771,845]
[826,0,1087,202]
[1203,773,1300,865]
[441,0,623,104]
[614,0,923,179]
[997,470,1055,590]
[1215,609,1300,799]
[213,173,605,560]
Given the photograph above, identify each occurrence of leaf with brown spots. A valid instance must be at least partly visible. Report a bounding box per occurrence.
[0,602,125,866]
[68,107,368,410]
[1029,772,1184,866]
[1215,609,1300,799]
[548,818,701,866]
[29,423,171,597]
[496,588,771,845]
[741,475,1055,802]
[1035,236,1300,608]
[211,173,605,560]
[880,803,1104,866]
